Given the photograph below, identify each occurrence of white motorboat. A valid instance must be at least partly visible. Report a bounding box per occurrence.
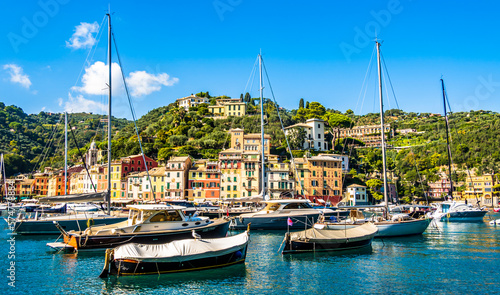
[230,199,339,230]
[429,201,487,222]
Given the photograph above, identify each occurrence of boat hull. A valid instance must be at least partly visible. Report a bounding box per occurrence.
[108,244,248,276]
[435,210,487,222]
[282,237,373,254]
[13,217,127,235]
[65,218,231,251]
[322,218,431,237]
[375,218,431,237]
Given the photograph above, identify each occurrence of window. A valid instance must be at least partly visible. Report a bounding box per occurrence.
[312,171,316,176]
[318,134,321,139]
[323,171,327,177]
[177,183,180,189]
[177,172,180,177]
[227,185,231,191]
[318,124,320,128]
[191,172,195,177]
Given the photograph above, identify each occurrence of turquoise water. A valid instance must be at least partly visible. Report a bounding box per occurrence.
[1,214,500,295]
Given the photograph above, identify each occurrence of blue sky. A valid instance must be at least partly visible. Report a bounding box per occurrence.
[1,0,500,119]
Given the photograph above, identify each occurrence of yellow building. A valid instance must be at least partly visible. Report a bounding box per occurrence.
[229,128,271,155]
[462,174,499,207]
[208,98,246,119]
[219,148,243,200]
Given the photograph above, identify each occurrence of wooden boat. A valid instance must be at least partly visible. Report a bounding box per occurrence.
[281,222,378,254]
[47,204,230,252]
[99,224,250,277]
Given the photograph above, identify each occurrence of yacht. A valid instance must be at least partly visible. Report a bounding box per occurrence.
[47,204,230,251]
[230,199,338,230]
[429,201,487,222]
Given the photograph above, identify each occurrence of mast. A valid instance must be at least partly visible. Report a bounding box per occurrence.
[64,112,68,195]
[376,41,389,218]
[441,79,454,198]
[259,53,265,197]
[106,12,112,214]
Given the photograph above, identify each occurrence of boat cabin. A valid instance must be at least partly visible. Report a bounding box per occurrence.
[257,199,314,214]
[127,204,188,226]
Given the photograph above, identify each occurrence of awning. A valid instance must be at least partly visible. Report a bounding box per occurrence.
[38,192,107,203]
[317,199,325,203]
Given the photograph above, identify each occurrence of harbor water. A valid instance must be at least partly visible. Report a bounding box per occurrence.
[1,214,500,295]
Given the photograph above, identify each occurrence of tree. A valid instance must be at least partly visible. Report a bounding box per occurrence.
[244,92,251,103]
[324,112,353,148]
[240,93,243,100]
[305,101,310,109]
[299,98,304,109]
[345,109,354,115]
[287,127,307,150]
[366,178,384,201]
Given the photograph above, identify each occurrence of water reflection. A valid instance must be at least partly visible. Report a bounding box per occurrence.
[100,264,247,294]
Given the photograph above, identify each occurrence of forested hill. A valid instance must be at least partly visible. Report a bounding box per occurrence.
[1,96,499,184]
[0,103,129,176]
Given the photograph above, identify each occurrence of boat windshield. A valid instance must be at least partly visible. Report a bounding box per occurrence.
[283,202,313,209]
[148,210,183,222]
[263,203,281,212]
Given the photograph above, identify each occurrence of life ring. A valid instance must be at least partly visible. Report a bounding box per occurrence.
[87,218,94,228]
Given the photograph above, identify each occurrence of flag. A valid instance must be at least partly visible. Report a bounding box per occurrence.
[287,217,293,226]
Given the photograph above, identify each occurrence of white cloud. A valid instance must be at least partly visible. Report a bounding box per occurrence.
[71,61,124,95]
[73,61,178,98]
[3,64,31,89]
[126,71,179,97]
[66,22,99,49]
[62,93,107,113]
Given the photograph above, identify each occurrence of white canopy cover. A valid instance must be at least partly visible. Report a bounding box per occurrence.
[292,222,378,243]
[113,231,249,263]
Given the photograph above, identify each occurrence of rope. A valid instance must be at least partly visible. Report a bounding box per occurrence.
[261,58,301,197]
[111,31,155,202]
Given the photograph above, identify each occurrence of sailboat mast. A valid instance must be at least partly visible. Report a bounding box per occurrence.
[259,53,265,197]
[376,41,389,214]
[441,79,454,198]
[64,112,68,195]
[107,13,112,214]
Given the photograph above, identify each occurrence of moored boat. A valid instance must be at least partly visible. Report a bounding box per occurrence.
[429,201,487,222]
[230,199,345,230]
[47,204,230,252]
[281,222,378,254]
[99,224,250,277]
[317,209,431,237]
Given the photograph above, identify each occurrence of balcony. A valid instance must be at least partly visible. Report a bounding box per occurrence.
[245,186,258,191]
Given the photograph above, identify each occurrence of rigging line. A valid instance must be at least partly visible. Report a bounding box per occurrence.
[380,52,401,110]
[68,121,96,192]
[377,49,427,204]
[355,45,376,115]
[112,32,155,202]
[70,15,107,96]
[30,114,64,175]
[354,47,375,112]
[444,91,480,205]
[262,58,302,196]
[243,56,259,95]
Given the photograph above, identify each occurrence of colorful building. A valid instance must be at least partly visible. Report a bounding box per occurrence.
[187,160,221,201]
[294,155,343,204]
